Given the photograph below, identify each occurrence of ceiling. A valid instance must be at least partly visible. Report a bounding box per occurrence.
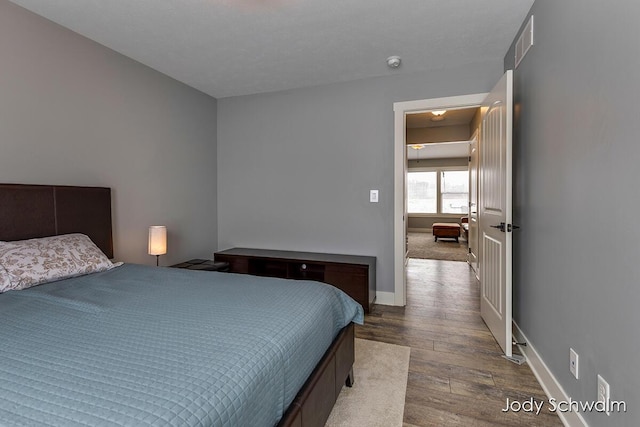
[407,107,478,159]
[8,0,534,99]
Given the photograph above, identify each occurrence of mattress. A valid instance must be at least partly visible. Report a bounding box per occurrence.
[0,264,364,427]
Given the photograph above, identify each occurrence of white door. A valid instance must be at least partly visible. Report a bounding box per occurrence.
[479,70,514,357]
[468,133,479,275]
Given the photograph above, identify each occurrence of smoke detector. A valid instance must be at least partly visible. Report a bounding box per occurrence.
[386,56,401,68]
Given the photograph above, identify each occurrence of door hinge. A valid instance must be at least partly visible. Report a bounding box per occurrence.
[468,156,471,162]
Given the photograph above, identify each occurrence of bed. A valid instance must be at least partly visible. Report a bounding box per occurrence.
[0,184,363,427]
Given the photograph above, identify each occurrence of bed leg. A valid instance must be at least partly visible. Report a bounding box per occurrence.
[345,368,354,387]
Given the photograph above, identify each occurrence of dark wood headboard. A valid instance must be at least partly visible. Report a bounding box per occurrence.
[0,184,114,258]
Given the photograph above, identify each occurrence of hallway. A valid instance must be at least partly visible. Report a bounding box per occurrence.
[356,258,562,426]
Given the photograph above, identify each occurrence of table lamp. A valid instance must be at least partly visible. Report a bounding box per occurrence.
[148,225,167,266]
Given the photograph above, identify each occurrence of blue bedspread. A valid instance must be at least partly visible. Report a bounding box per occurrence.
[0,264,363,427]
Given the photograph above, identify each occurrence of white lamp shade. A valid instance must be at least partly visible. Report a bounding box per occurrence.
[148,226,167,256]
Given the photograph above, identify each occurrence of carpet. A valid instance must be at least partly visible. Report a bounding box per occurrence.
[407,231,468,262]
[325,339,411,427]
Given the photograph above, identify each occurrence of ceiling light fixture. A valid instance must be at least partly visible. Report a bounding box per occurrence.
[410,144,424,150]
[430,110,447,122]
[386,56,401,68]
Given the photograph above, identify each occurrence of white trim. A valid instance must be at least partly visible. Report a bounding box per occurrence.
[409,165,469,173]
[513,322,588,427]
[394,93,488,307]
[375,291,396,306]
[408,214,466,219]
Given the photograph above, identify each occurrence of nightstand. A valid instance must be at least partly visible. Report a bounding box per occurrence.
[170,259,229,272]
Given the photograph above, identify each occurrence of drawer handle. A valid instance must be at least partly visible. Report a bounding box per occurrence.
[301,264,307,270]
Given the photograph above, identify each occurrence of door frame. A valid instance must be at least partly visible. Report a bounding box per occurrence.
[468,129,480,276]
[393,93,488,306]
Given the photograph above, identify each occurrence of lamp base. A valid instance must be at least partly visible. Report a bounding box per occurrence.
[156,255,160,267]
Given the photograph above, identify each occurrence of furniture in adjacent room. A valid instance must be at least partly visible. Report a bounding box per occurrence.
[460,216,469,241]
[171,258,230,271]
[432,222,461,242]
[214,247,376,313]
[0,183,360,427]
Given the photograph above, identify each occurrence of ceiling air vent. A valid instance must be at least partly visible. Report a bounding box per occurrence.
[515,15,534,68]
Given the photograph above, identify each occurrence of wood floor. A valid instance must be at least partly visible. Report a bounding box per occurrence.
[355,258,563,427]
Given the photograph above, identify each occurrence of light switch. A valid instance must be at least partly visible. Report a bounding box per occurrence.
[370,190,379,203]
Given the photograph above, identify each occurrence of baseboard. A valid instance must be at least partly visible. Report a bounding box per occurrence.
[407,227,432,233]
[513,322,589,427]
[375,291,397,306]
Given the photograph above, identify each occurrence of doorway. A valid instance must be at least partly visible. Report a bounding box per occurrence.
[405,108,478,263]
[393,93,487,306]
[393,71,514,358]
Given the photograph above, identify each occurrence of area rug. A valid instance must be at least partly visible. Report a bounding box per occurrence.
[325,339,410,427]
[407,231,468,262]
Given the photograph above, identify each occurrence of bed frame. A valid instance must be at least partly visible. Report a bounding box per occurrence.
[0,183,113,258]
[0,183,355,427]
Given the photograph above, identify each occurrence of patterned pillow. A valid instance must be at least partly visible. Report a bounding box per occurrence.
[0,234,117,292]
[0,264,13,293]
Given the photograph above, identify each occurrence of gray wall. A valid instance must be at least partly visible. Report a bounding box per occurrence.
[469,108,481,137]
[506,1,640,425]
[0,0,218,266]
[218,62,502,293]
[406,125,470,144]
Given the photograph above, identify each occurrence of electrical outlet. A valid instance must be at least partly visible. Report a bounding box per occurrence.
[597,375,610,416]
[569,348,579,379]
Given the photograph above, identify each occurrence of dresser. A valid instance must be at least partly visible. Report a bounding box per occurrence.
[214,248,376,313]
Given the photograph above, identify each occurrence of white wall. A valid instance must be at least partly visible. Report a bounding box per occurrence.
[0,0,218,266]
[506,1,640,425]
[218,63,502,293]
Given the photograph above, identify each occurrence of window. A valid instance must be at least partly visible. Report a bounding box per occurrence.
[440,170,469,214]
[407,171,437,213]
[407,168,469,214]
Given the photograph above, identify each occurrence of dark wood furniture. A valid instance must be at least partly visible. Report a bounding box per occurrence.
[278,323,354,427]
[0,183,113,257]
[432,222,461,242]
[0,184,355,427]
[214,248,376,313]
[170,258,229,272]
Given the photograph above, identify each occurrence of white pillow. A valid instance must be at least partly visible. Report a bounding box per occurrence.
[0,233,117,292]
